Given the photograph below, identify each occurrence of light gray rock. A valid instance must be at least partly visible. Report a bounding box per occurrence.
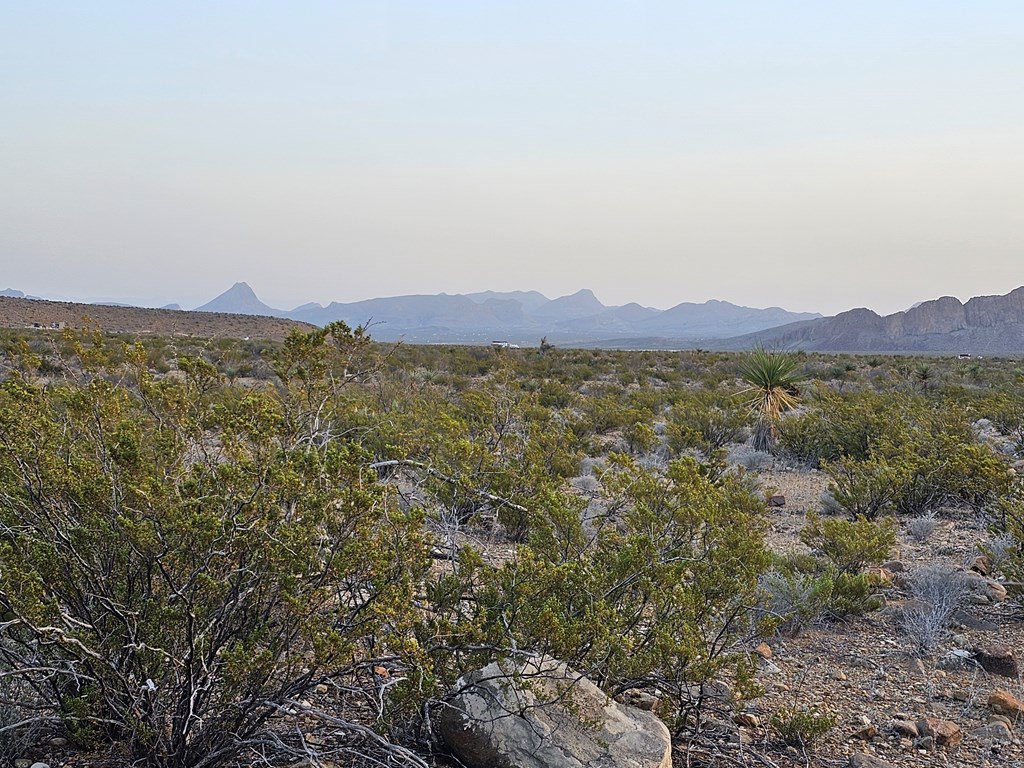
[438,656,672,768]
[849,754,895,768]
[971,721,1013,743]
[936,649,976,671]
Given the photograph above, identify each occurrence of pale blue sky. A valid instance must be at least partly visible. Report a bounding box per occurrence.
[2,2,1022,314]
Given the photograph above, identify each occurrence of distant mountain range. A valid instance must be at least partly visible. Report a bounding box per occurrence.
[715,286,1024,354]
[194,283,822,345]
[8,281,1024,353]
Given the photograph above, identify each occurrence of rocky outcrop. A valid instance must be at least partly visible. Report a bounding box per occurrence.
[716,285,1024,353]
[438,657,672,768]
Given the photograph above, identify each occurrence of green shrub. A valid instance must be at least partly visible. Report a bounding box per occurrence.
[666,391,747,455]
[822,456,900,519]
[0,328,427,767]
[760,564,883,635]
[769,704,837,748]
[421,455,773,732]
[799,513,896,574]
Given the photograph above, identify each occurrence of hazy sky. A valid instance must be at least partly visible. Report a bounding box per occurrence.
[2,2,1022,316]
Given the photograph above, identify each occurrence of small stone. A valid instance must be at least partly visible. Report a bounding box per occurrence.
[14,760,31,768]
[733,712,760,728]
[937,649,975,671]
[971,721,1012,743]
[849,754,895,768]
[984,580,1008,602]
[950,609,1000,632]
[970,554,993,575]
[630,691,659,711]
[48,737,68,746]
[314,683,329,694]
[754,642,773,660]
[868,566,894,585]
[917,717,963,748]
[914,735,934,751]
[893,719,919,738]
[29,763,51,768]
[989,689,1024,718]
[768,494,786,507]
[973,644,1020,678]
[881,560,905,573]
[853,724,878,740]
[830,669,848,681]
[989,714,1014,729]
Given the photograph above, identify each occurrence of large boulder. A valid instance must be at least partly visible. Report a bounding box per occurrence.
[438,656,673,768]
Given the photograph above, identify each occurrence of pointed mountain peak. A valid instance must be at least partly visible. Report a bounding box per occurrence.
[195,282,282,316]
[533,288,606,321]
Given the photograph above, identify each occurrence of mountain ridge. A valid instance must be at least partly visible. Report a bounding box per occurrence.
[713,286,1024,353]
[188,283,821,344]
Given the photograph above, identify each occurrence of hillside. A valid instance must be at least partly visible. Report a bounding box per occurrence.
[0,296,313,340]
[715,286,1024,354]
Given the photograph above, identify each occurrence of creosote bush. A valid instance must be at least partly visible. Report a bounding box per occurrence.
[799,513,896,574]
[0,326,428,767]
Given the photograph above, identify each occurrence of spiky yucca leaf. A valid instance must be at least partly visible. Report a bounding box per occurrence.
[739,347,803,451]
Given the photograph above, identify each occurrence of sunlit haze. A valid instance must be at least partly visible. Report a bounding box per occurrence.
[3,2,1022,316]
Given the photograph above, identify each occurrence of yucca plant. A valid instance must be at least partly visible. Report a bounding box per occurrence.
[739,346,803,452]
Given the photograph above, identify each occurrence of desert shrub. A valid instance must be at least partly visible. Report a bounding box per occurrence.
[881,437,1011,516]
[822,456,900,519]
[728,445,772,471]
[624,419,660,455]
[778,388,892,465]
[537,379,575,409]
[786,389,1011,514]
[799,513,896,574]
[759,561,883,636]
[986,490,1024,582]
[902,565,968,654]
[827,570,886,617]
[906,512,939,543]
[980,392,1024,454]
[759,570,833,635]
[666,391,748,455]
[769,704,836,748]
[0,652,48,762]
[979,531,1018,572]
[421,455,772,732]
[0,327,428,768]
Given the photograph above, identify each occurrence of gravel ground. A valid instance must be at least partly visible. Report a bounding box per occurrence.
[686,458,1024,768]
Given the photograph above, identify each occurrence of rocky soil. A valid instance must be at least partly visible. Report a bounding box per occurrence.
[692,461,1024,768]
